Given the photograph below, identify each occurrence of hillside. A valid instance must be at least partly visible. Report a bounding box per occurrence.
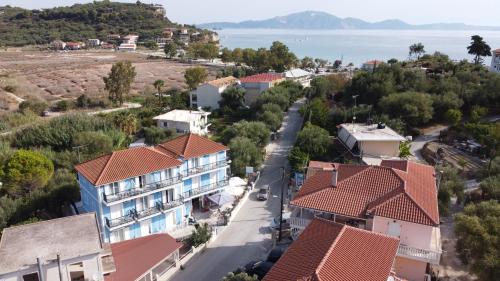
[0,1,191,46]
[200,11,500,31]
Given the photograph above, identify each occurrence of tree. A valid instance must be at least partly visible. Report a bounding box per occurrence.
[454,201,500,281]
[219,86,245,113]
[257,110,282,132]
[222,121,270,147]
[289,146,309,172]
[399,141,412,158]
[3,150,54,197]
[301,56,316,69]
[220,47,233,63]
[144,127,172,145]
[302,98,329,128]
[103,61,137,105]
[188,223,212,247]
[184,67,208,90]
[114,113,137,136]
[72,131,113,159]
[18,100,48,116]
[409,43,425,60]
[164,42,178,58]
[480,176,499,200]
[295,123,330,159]
[269,41,297,72]
[229,137,263,176]
[467,35,492,65]
[223,272,258,281]
[188,42,219,61]
[445,109,462,126]
[255,87,290,111]
[153,79,164,103]
[378,92,434,126]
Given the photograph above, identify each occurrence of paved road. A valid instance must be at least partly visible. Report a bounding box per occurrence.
[410,125,448,161]
[171,99,305,281]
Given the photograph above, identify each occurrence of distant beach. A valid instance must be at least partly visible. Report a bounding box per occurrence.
[217,29,500,66]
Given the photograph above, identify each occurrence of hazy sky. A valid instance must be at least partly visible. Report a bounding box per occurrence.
[2,0,500,26]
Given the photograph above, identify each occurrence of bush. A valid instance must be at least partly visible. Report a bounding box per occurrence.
[143,127,172,145]
[18,100,48,116]
[52,100,71,112]
[72,131,114,159]
[188,223,212,247]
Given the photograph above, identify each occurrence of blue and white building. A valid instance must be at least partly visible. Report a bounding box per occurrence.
[76,134,230,243]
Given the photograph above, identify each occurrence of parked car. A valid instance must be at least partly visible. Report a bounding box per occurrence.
[244,260,274,279]
[257,185,269,200]
[269,212,291,230]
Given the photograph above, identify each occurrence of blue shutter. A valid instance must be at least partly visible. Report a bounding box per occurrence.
[124,179,135,191]
[185,201,192,217]
[153,192,163,205]
[217,169,225,182]
[202,155,210,166]
[102,204,111,221]
[183,179,192,192]
[217,151,225,161]
[123,199,136,216]
[181,160,188,174]
[129,223,141,238]
[175,208,183,225]
[201,173,211,190]
[152,214,166,233]
[152,171,162,183]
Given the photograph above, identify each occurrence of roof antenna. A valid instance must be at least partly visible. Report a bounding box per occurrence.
[352,95,359,128]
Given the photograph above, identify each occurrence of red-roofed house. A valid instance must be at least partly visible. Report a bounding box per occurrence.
[239,73,285,105]
[290,160,441,281]
[76,134,229,244]
[361,60,385,71]
[104,234,182,281]
[264,218,400,281]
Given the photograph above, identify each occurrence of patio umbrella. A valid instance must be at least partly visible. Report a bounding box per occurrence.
[207,192,235,206]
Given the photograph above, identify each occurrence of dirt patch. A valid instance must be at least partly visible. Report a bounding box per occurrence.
[0,50,219,110]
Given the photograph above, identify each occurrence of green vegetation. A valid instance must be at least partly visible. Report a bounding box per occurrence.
[0,1,174,46]
[223,272,258,281]
[188,223,212,247]
[18,100,48,116]
[188,42,219,61]
[467,35,492,65]
[104,61,137,105]
[409,42,426,60]
[229,137,263,177]
[219,86,245,115]
[437,165,465,215]
[184,67,208,91]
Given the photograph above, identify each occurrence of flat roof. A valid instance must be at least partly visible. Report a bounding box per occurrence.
[284,68,312,78]
[153,110,210,122]
[339,123,406,141]
[0,213,102,275]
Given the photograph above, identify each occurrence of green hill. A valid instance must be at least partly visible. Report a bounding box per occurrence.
[0,1,190,46]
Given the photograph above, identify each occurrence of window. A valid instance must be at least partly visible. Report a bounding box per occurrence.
[23,273,39,281]
[112,182,120,195]
[113,229,125,242]
[140,196,150,210]
[166,189,174,203]
[388,221,401,237]
[163,121,168,127]
[68,262,85,281]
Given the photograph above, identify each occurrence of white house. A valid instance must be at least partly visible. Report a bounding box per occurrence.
[337,122,406,165]
[284,68,312,87]
[190,76,238,110]
[153,110,211,135]
[361,60,385,72]
[239,73,285,105]
[0,213,107,281]
[118,43,137,51]
[122,34,139,44]
[490,49,500,74]
[88,39,101,48]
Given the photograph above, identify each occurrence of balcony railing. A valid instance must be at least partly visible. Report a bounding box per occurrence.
[182,160,228,177]
[290,217,312,230]
[105,199,184,229]
[183,179,229,199]
[397,244,441,265]
[103,176,183,204]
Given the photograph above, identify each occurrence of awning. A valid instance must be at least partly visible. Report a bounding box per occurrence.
[207,192,235,206]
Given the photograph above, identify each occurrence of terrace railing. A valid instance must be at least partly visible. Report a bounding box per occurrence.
[182,160,229,177]
[183,179,229,200]
[397,244,441,265]
[103,175,182,204]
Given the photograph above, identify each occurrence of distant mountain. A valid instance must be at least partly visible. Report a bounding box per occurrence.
[199,11,500,31]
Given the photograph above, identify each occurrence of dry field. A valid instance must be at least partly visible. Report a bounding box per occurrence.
[0,50,218,110]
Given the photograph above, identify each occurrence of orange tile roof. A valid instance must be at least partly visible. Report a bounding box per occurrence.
[292,160,439,226]
[75,147,182,186]
[207,76,237,88]
[239,73,284,83]
[364,60,385,65]
[155,133,228,159]
[494,49,500,55]
[104,234,182,281]
[263,218,399,281]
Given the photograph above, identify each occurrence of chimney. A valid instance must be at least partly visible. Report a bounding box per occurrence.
[331,168,338,187]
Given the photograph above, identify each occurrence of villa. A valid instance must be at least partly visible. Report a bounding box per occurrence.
[153,109,211,135]
[190,76,238,109]
[284,68,312,87]
[289,160,441,281]
[76,133,230,243]
[239,73,285,105]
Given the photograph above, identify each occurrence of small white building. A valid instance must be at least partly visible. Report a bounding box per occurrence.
[87,39,101,48]
[361,60,385,72]
[337,123,406,165]
[190,76,238,110]
[490,49,500,74]
[155,37,172,49]
[0,213,107,281]
[118,43,137,51]
[123,34,139,44]
[284,68,312,87]
[153,109,211,135]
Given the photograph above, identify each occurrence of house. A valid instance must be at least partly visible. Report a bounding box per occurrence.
[88,39,101,48]
[490,49,500,74]
[284,68,312,87]
[0,213,107,281]
[264,218,400,281]
[337,122,406,165]
[190,76,238,109]
[107,34,121,41]
[289,160,441,281]
[155,37,172,49]
[179,28,190,44]
[123,34,139,44]
[65,42,83,50]
[153,109,211,135]
[239,73,285,105]
[51,40,66,50]
[362,60,385,71]
[75,134,230,243]
[118,43,137,51]
[104,234,182,281]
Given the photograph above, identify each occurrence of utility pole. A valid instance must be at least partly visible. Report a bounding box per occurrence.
[72,144,89,163]
[278,166,285,242]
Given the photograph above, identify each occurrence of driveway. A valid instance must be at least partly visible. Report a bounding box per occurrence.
[171,99,305,281]
[410,125,448,161]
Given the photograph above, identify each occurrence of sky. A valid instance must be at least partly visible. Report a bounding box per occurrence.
[2,0,500,26]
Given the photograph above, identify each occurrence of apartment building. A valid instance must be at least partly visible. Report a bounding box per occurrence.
[289,160,441,281]
[76,134,229,243]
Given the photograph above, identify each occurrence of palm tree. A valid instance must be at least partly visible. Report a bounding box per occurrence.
[467,35,492,65]
[153,79,164,103]
[115,113,137,136]
[409,43,425,60]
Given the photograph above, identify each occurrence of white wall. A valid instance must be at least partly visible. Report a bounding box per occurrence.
[490,53,500,73]
[193,84,229,110]
[372,216,436,251]
[359,140,401,157]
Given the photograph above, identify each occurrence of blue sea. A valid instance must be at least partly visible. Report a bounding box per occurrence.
[217,29,500,67]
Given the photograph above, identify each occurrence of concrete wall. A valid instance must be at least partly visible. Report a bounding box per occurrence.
[193,84,231,110]
[359,140,400,157]
[490,53,500,73]
[372,216,436,250]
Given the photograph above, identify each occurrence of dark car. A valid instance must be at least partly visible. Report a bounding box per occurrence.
[266,248,285,263]
[245,261,274,279]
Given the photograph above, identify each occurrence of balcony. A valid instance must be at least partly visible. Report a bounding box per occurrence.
[183,179,229,200]
[105,199,184,229]
[103,176,183,204]
[182,160,229,177]
[397,244,441,265]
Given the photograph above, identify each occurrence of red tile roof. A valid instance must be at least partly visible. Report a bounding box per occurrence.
[75,147,182,186]
[104,234,182,281]
[364,60,385,65]
[239,73,284,83]
[263,218,399,281]
[494,49,500,55]
[155,133,228,159]
[292,160,439,226]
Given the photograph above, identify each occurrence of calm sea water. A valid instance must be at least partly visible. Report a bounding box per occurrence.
[217,29,500,67]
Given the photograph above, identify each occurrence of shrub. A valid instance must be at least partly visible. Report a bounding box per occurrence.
[188,223,212,247]
[52,100,71,112]
[18,100,48,116]
[143,127,171,145]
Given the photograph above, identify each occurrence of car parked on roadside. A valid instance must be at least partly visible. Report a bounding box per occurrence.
[257,185,270,200]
